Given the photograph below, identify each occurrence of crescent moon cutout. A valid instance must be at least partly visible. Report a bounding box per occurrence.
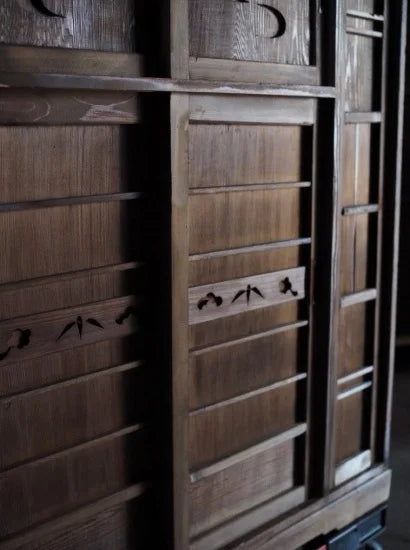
[31,0,64,17]
[257,3,286,38]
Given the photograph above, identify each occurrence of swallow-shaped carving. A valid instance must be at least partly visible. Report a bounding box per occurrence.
[279,277,298,297]
[232,285,264,305]
[116,306,138,325]
[197,292,223,310]
[0,329,31,361]
[56,316,104,341]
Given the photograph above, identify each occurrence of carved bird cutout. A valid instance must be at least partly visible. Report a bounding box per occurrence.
[197,292,223,310]
[232,285,264,305]
[56,316,104,341]
[280,277,298,297]
[0,329,32,361]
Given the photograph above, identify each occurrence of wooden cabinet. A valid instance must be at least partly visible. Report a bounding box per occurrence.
[0,1,406,549]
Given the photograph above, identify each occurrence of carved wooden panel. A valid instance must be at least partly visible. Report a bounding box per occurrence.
[172,94,316,546]
[189,0,311,65]
[0,96,162,544]
[0,0,137,51]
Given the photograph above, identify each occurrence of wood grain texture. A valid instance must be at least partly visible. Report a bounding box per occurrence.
[0,45,144,76]
[189,268,305,325]
[0,485,150,550]
[340,213,371,295]
[0,126,139,202]
[170,94,190,550]
[0,89,140,125]
[189,0,311,65]
[0,203,139,283]
[190,486,306,550]
[0,429,148,537]
[190,439,295,536]
[189,245,302,287]
[189,123,303,188]
[0,364,147,470]
[0,0,137,52]
[335,390,365,463]
[190,301,299,350]
[338,303,374,377]
[189,323,307,409]
[189,57,319,85]
[0,295,138,367]
[0,267,140,321]
[0,335,138,398]
[189,382,297,468]
[189,189,304,254]
[190,95,316,124]
[343,123,372,206]
[345,33,376,112]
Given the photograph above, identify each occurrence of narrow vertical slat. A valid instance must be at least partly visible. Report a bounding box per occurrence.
[171,0,189,79]
[377,0,408,463]
[171,94,190,550]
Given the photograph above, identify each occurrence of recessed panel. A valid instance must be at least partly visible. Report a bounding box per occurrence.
[189,124,303,188]
[338,303,374,377]
[0,0,137,51]
[189,325,306,409]
[189,382,297,468]
[189,188,304,254]
[189,0,311,65]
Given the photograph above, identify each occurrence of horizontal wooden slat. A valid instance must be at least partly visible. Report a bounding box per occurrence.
[189,239,311,262]
[189,188,304,254]
[0,192,142,213]
[0,497,154,550]
[346,10,385,22]
[335,450,372,486]
[190,439,296,537]
[190,487,306,550]
[189,96,316,124]
[190,424,307,483]
[189,268,305,325]
[188,123,306,188]
[346,27,383,38]
[3,423,145,473]
[0,202,139,283]
[342,204,379,216]
[0,89,140,125]
[338,366,374,387]
[0,483,149,550]
[190,302,299,351]
[0,46,145,77]
[1,360,143,401]
[189,182,311,195]
[0,262,140,294]
[338,381,373,401]
[191,320,308,354]
[189,383,298,468]
[0,295,138,367]
[0,336,139,398]
[0,364,147,470]
[341,288,377,308]
[0,71,337,97]
[189,57,319,85]
[0,427,148,537]
[190,374,307,417]
[345,111,382,123]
